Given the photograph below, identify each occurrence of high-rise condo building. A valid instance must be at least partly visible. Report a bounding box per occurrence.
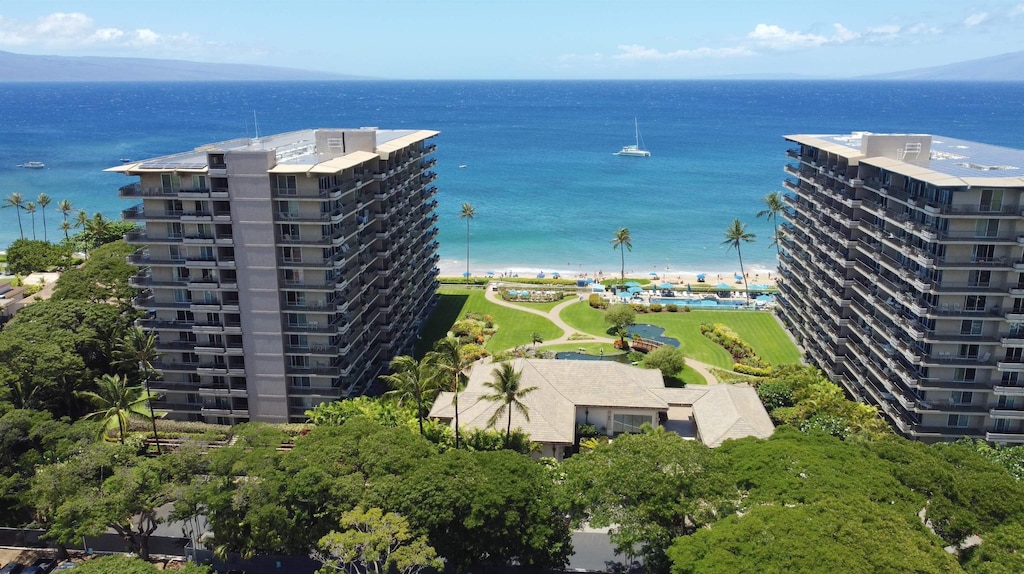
[110,128,440,424]
[778,132,1024,444]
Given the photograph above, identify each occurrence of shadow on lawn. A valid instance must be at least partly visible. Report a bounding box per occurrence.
[414,292,470,358]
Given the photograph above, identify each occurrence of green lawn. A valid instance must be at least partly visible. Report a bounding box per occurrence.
[558,302,800,369]
[415,286,563,357]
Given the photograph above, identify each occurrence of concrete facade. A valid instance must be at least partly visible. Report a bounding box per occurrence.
[111,128,441,423]
[778,131,1024,444]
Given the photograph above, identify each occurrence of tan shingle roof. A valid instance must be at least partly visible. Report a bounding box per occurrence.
[691,384,775,447]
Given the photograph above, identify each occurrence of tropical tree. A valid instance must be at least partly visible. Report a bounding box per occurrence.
[481,362,538,446]
[25,202,37,240]
[37,193,51,242]
[756,191,786,259]
[3,192,26,239]
[116,326,163,453]
[59,219,72,240]
[314,507,442,574]
[73,209,88,230]
[531,332,543,347]
[611,227,632,283]
[459,203,475,282]
[77,374,160,444]
[427,335,468,449]
[57,198,74,225]
[722,218,755,300]
[380,355,442,435]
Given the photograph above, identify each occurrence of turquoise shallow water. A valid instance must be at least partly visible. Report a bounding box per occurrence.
[1,80,1022,276]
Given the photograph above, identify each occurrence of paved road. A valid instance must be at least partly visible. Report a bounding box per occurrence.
[484,285,719,384]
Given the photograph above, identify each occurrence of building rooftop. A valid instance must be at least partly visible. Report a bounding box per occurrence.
[104,127,437,174]
[786,132,1024,187]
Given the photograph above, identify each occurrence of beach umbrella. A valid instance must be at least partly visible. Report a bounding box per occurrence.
[696,273,706,282]
[462,272,472,277]
[658,282,673,289]
[585,278,595,284]
[592,284,606,292]
[537,272,545,278]
[716,282,732,290]
[687,283,692,293]
[486,270,495,276]
[628,286,643,294]
[624,281,641,287]
[649,272,659,277]
[734,273,743,282]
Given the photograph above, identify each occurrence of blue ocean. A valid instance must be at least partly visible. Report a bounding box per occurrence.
[1,81,1022,277]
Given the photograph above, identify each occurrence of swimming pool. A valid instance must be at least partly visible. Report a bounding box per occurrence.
[649,295,774,309]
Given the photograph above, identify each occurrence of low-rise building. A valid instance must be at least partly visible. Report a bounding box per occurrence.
[428,358,774,457]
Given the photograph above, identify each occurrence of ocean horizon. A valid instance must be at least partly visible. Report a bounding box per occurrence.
[2,80,1023,277]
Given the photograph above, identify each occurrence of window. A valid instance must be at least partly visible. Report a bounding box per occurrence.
[167,222,183,239]
[947,414,971,428]
[275,175,297,195]
[173,289,190,303]
[285,291,306,306]
[281,246,301,263]
[993,419,1009,432]
[973,244,995,262]
[953,368,976,382]
[968,270,992,287]
[1010,323,1024,337]
[277,200,298,219]
[192,175,207,190]
[196,223,212,238]
[161,173,181,191]
[279,223,299,241]
[1003,372,1020,385]
[165,199,183,214]
[998,395,1017,409]
[288,355,310,368]
[288,334,308,347]
[291,376,311,387]
[980,188,1003,212]
[199,246,215,260]
[1006,348,1023,362]
[960,320,983,336]
[975,219,999,238]
[951,391,973,405]
[964,295,987,311]
[958,344,979,359]
[612,414,651,434]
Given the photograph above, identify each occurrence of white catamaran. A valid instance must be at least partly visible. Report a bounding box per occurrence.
[614,118,651,157]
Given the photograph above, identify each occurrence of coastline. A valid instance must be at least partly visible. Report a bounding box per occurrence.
[436,258,779,287]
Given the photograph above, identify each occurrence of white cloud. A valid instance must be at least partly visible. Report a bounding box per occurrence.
[964,12,990,27]
[612,44,754,61]
[1012,4,1024,17]
[0,12,213,56]
[905,23,943,35]
[747,24,829,49]
[831,23,860,43]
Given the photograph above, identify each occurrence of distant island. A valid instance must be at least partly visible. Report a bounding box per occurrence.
[2,48,1024,82]
[860,50,1024,81]
[0,50,368,82]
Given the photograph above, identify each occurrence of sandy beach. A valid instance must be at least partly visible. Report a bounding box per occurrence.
[436,259,779,287]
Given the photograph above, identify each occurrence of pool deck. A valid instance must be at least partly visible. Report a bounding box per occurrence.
[483,284,721,384]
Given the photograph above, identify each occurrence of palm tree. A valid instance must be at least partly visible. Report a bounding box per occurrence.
[722,219,756,301]
[481,362,538,446]
[73,209,88,230]
[531,332,543,348]
[36,193,51,242]
[25,202,36,240]
[427,334,468,449]
[116,327,163,453]
[459,203,476,283]
[756,191,786,259]
[3,192,26,239]
[59,220,72,241]
[57,199,74,225]
[611,227,632,284]
[380,355,441,435]
[77,374,160,444]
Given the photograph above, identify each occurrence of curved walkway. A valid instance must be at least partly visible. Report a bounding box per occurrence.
[484,286,719,384]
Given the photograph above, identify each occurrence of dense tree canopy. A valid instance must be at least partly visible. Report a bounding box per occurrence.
[4,238,72,275]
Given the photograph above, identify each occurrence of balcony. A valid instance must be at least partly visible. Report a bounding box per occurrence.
[985,431,1024,444]
[990,408,1024,420]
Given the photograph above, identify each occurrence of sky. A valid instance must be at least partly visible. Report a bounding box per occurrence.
[0,1,1022,79]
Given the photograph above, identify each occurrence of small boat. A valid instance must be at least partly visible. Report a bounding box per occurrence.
[614,118,651,157]
[19,161,45,169]
[458,164,467,168]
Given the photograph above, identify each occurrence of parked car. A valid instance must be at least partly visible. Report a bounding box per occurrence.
[30,559,56,574]
[0,562,24,574]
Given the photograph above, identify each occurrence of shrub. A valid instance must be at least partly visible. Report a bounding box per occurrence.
[631,303,647,313]
[756,380,795,410]
[666,304,679,312]
[649,303,663,312]
[644,345,687,377]
[589,293,608,309]
[733,363,773,377]
[627,351,646,363]
[702,322,769,368]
